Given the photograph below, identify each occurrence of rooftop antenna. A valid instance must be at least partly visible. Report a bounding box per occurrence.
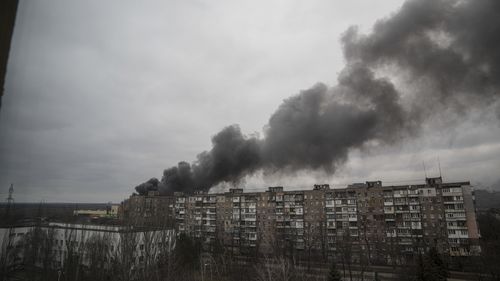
[7,183,14,204]
[422,161,428,178]
[438,157,442,179]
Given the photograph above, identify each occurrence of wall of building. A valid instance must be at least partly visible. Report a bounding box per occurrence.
[122,177,481,262]
[2,178,480,272]
[0,223,175,271]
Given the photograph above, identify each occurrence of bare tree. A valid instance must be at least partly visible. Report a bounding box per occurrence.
[336,231,354,281]
[61,224,89,281]
[110,225,138,281]
[22,220,57,281]
[39,227,56,281]
[85,233,112,281]
[0,227,24,281]
[254,255,296,281]
[156,228,177,281]
[302,221,323,271]
[61,226,82,281]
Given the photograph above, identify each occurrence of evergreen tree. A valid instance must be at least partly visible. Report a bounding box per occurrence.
[416,253,426,281]
[327,262,342,281]
[174,233,201,270]
[425,247,447,281]
[415,247,448,281]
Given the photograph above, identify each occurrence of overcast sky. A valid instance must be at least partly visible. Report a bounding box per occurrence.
[1,0,499,203]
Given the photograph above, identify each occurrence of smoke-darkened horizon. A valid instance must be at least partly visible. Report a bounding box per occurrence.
[135,0,500,195]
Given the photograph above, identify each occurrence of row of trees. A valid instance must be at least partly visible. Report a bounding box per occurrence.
[2,221,491,281]
[3,207,500,281]
[474,210,500,280]
[1,221,177,281]
[170,226,452,281]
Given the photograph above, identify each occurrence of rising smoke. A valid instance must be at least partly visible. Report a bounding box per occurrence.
[135,0,500,195]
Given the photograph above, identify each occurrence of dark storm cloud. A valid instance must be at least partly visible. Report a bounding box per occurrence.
[2,0,500,201]
[136,0,500,194]
[0,1,206,201]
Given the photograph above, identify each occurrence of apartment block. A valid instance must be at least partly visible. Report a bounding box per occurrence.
[121,190,175,227]
[124,177,480,261]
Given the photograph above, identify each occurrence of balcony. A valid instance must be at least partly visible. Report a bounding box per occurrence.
[384,209,395,214]
[448,233,469,239]
[443,192,463,197]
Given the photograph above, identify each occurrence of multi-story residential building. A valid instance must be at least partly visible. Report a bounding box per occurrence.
[121,191,175,227]
[123,177,481,262]
[174,192,186,232]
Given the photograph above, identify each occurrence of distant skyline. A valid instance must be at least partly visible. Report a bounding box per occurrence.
[1,0,499,203]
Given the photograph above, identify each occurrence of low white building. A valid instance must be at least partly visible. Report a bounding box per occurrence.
[0,222,175,272]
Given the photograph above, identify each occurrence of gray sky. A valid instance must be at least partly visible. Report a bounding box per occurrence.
[1,0,499,202]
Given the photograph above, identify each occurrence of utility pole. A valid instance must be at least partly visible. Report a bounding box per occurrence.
[5,183,14,219]
[7,183,14,203]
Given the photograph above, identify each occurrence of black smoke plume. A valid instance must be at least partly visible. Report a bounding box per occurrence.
[135,0,500,195]
[134,178,160,195]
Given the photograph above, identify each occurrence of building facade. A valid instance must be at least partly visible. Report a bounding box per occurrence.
[73,204,120,218]
[122,177,481,262]
[120,191,176,227]
[1,222,175,274]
